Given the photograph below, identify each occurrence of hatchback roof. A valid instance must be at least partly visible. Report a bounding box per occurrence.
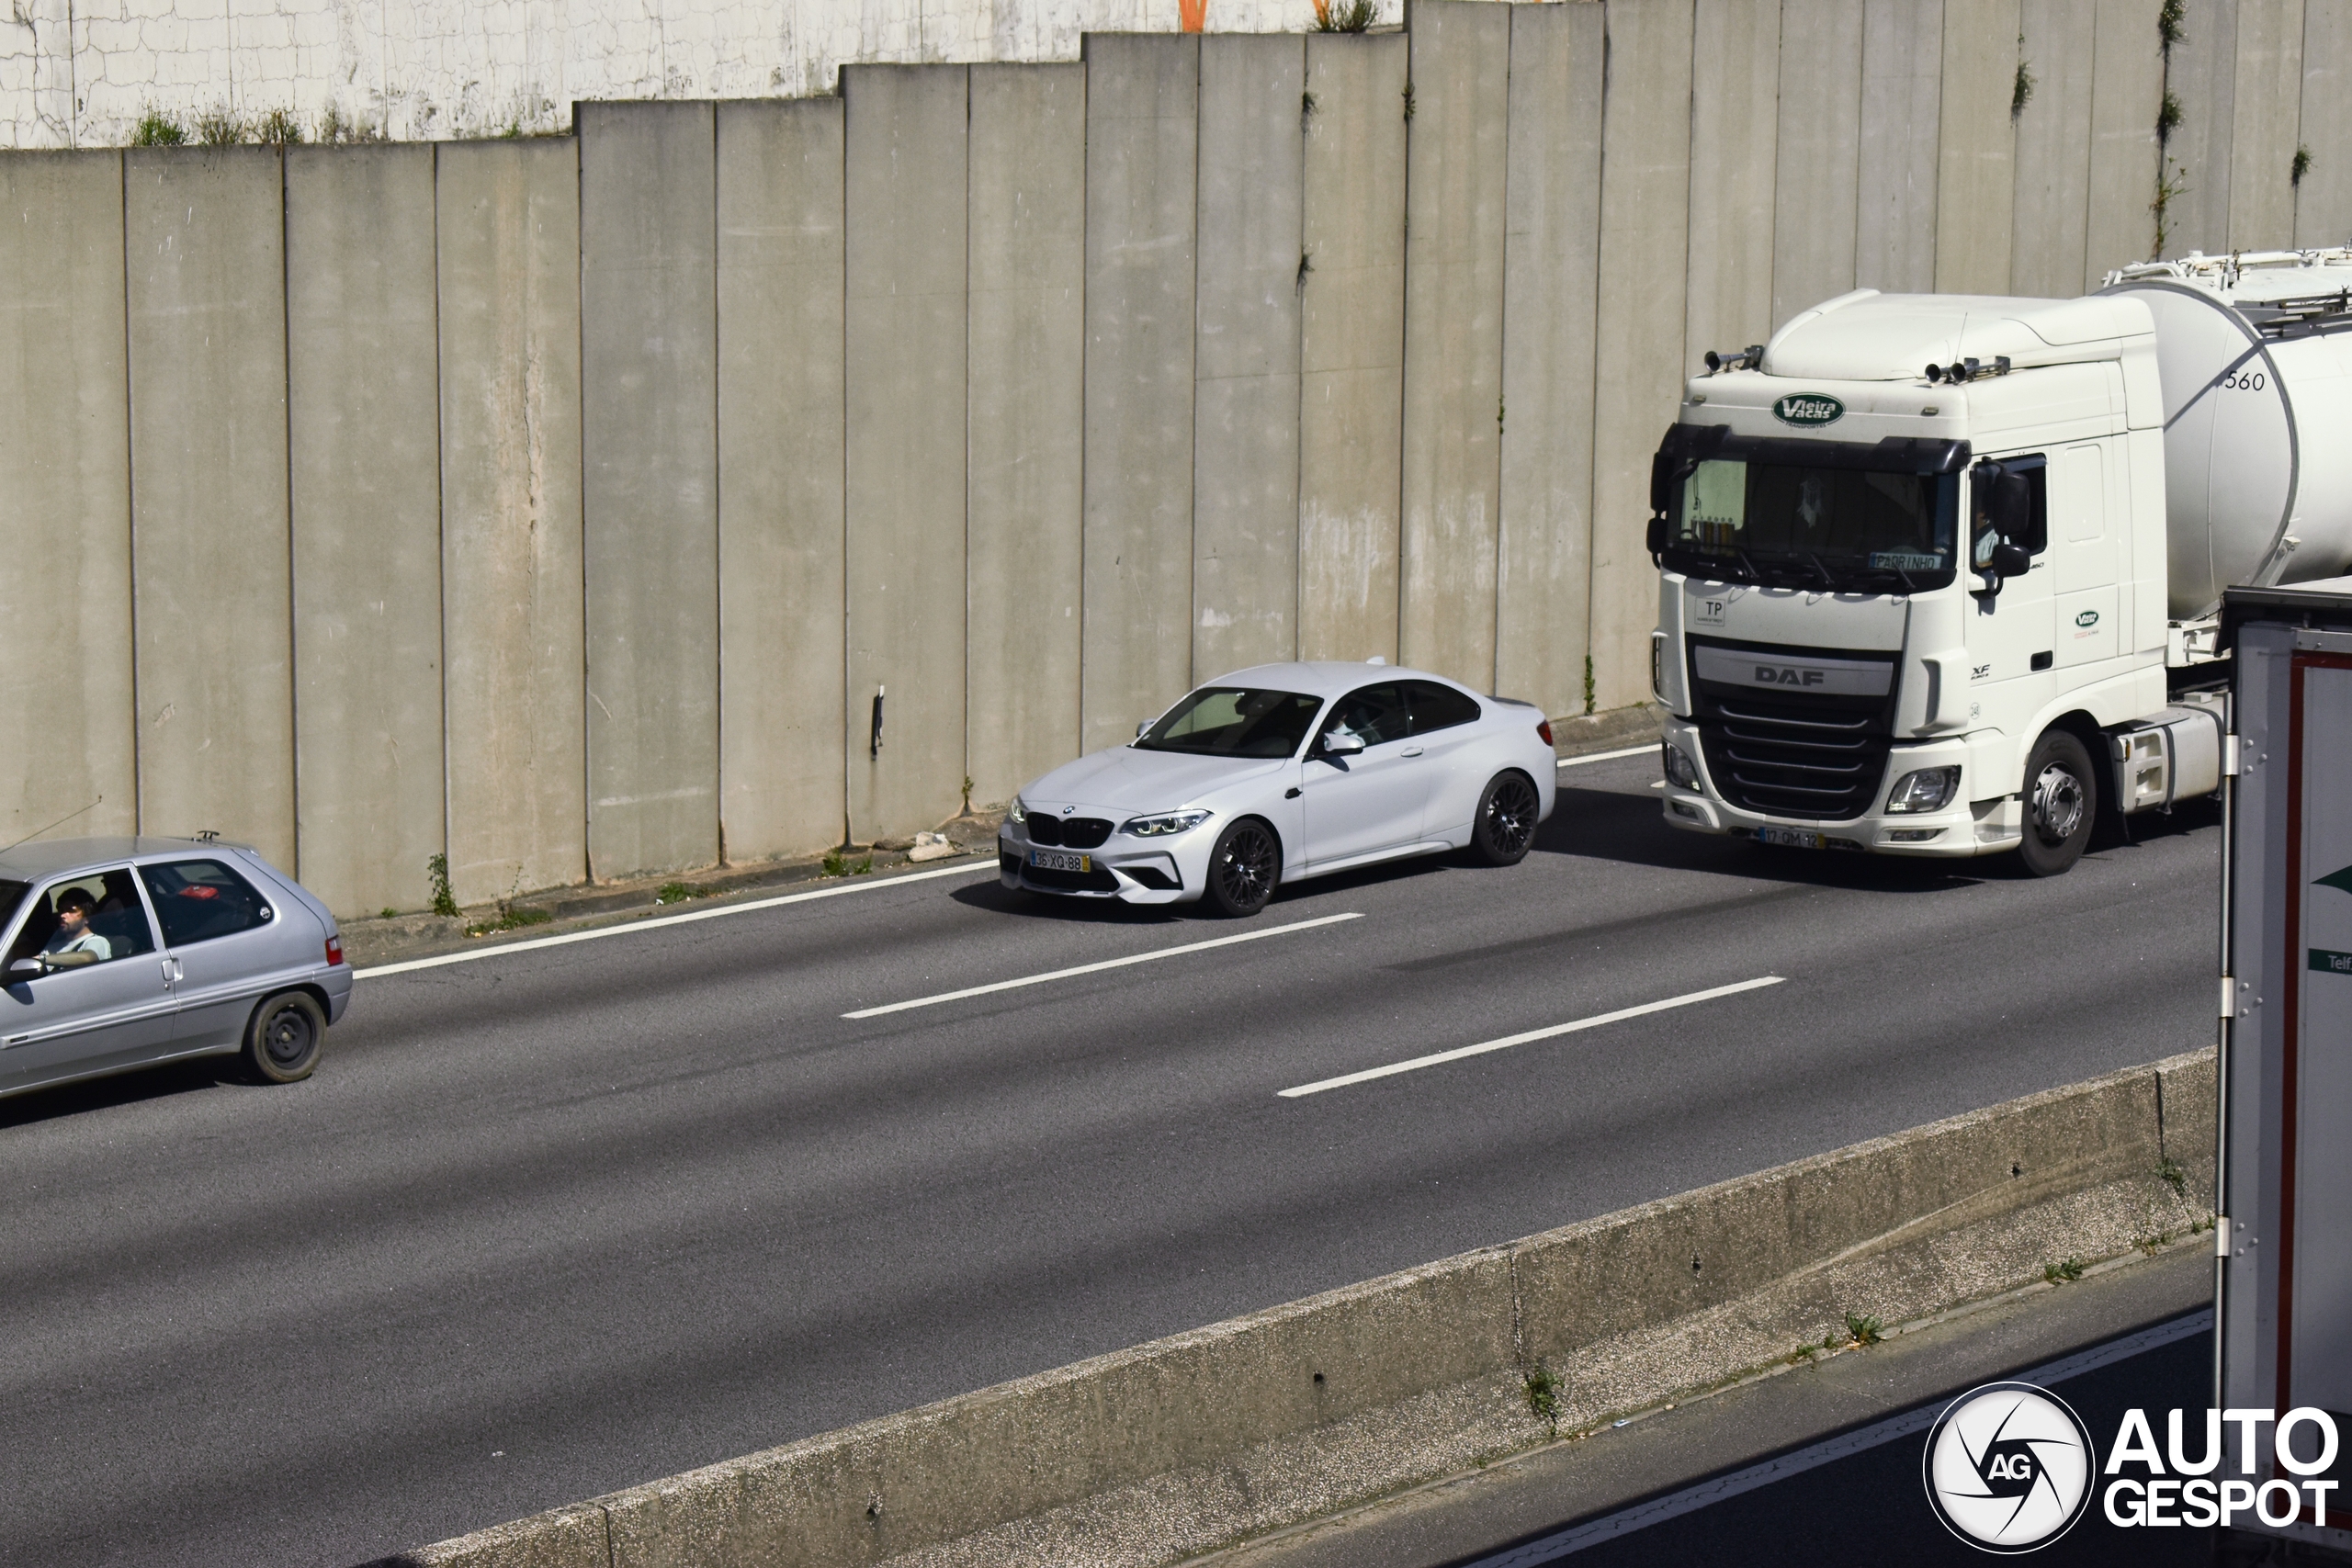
[0,836,253,883]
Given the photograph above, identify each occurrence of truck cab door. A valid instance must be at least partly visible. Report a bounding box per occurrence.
[1963,455,2054,725]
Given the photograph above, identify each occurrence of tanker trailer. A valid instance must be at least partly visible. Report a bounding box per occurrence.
[1645,259,2352,874]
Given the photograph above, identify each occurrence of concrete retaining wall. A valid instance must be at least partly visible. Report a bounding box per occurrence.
[382,1049,2220,1568]
[3,0,2333,914]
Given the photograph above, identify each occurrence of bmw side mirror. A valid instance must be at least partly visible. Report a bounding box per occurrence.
[1319,732,1365,758]
[1136,720,1151,739]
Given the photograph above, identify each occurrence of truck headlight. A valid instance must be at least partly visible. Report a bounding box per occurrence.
[1662,741,1701,791]
[1884,766,1961,814]
[1120,810,1210,837]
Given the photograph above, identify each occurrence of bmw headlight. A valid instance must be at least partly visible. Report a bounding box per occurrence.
[1006,795,1028,825]
[1120,810,1211,838]
[1885,765,1961,814]
[1661,741,1702,792]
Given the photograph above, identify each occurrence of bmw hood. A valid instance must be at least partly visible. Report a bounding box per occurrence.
[1021,747,1288,812]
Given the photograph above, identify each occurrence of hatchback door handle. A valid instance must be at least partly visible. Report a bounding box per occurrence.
[1401,746,1424,757]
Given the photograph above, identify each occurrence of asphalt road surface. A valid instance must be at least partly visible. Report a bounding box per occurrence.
[0,753,2223,1566]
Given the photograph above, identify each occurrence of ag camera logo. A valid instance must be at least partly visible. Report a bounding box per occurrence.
[1922,1382,2095,1552]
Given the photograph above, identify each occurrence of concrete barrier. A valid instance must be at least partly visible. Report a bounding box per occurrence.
[1296,32,1406,669]
[1080,33,1197,752]
[843,65,970,846]
[2011,0,2095,297]
[381,1049,2217,1568]
[1932,0,2019,293]
[1397,0,1507,696]
[580,100,721,881]
[2084,0,2164,286]
[1191,34,1305,680]
[966,64,1087,812]
[1857,0,1943,294]
[287,143,448,919]
[0,150,137,848]
[436,138,589,908]
[2294,0,2352,248]
[2160,0,2236,258]
[2225,0,2303,250]
[717,97,848,864]
[124,146,298,867]
[1769,0,1864,332]
[1495,1,1603,726]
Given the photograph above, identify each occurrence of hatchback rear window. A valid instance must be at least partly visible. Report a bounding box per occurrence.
[140,859,275,947]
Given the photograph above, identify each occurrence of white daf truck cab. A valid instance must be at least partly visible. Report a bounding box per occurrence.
[1649,253,2352,874]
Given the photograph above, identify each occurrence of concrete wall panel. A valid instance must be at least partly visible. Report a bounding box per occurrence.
[580,101,720,880]
[1298,33,1407,669]
[1934,0,2020,292]
[286,144,446,919]
[1858,0,1944,293]
[437,139,588,908]
[1685,0,1779,356]
[2165,0,2239,257]
[1588,0,1693,712]
[1398,0,1509,692]
[2086,0,2166,276]
[844,65,968,842]
[1192,35,1305,681]
[0,152,137,848]
[2297,0,2352,245]
[718,98,848,860]
[2011,0,2098,295]
[1496,1,1603,719]
[124,148,296,863]
[1081,35,1198,750]
[967,65,1086,808]
[1771,0,1865,326]
[2228,0,2306,250]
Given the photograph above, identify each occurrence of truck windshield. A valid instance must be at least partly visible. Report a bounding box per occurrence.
[1663,458,1959,592]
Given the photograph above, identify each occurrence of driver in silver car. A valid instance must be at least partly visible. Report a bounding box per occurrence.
[40,888,112,967]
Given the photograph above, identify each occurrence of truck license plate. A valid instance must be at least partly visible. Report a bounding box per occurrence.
[1027,848,1091,874]
[1758,826,1825,851]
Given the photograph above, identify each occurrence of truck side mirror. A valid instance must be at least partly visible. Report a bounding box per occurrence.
[1645,513,1668,556]
[1990,540,2031,578]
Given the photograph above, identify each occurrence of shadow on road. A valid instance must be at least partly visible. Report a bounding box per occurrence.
[0,1055,250,1131]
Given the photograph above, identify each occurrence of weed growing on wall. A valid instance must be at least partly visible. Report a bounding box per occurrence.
[131,109,186,145]
[427,853,460,919]
[1311,0,1377,32]
[2293,144,2313,186]
[2011,57,2034,118]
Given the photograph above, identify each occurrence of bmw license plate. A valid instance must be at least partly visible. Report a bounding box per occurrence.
[1027,848,1091,874]
[1758,826,1825,850]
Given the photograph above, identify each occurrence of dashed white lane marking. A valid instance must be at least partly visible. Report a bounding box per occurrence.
[356,859,1001,979]
[1276,975,1785,1097]
[842,911,1365,1019]
[1557,743,1657,769]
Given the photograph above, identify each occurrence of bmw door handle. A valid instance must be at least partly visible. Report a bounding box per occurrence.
[1401,746,1424,758]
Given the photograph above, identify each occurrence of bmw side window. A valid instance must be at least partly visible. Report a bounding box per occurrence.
[1320,685,1410,748]
[139,859,275,948]
[4,870,159,974]
[1404,682,1483,734]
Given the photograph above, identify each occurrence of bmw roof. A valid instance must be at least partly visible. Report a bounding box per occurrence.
[1192,661,1488,702]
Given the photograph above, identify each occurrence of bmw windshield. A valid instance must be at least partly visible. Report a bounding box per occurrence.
[1136,687,1323,758]
[1659,456,1961,593]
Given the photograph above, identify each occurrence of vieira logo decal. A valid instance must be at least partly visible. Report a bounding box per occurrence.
[2075,609,2100,628]
[1922,1382,2096,1552]
[1772,392,1846,427]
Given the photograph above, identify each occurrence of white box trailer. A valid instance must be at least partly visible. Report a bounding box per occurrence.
[1649,252,2352,874]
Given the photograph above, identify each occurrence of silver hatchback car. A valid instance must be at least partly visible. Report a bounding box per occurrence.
[0,837,354,1102]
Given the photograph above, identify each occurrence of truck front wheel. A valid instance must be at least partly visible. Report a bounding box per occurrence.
[2017,729,2097,877]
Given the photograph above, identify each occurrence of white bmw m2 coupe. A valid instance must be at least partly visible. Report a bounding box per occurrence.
[999,661,1558,916]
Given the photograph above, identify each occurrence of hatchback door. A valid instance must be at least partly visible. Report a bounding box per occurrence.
[1299,683,1431,867]
[0,869,176,1089]
[140,857,316,1050]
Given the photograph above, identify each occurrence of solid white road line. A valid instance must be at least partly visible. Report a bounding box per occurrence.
[1556,742,1658,769]
[1276,975,1785,1098]
[356,858,1002,979]
[842,911,1365,1019]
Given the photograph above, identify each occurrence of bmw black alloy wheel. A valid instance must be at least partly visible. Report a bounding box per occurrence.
[1212,822,1278,915]
[1486,776,1538,853]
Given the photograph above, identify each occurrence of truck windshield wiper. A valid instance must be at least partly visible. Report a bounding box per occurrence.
[1803,552,1838,591]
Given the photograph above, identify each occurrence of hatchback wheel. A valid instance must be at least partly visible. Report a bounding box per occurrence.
[1204,818,1280,917]
[2017,729,2096,878]
[244,990,326,1084]
[1471,771,1541,866]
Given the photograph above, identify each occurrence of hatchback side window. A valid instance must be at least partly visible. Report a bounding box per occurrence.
[139,860,274,947]
[1405,681,1483,734]
[4,869,159,973]
[1319,684,1410,748]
